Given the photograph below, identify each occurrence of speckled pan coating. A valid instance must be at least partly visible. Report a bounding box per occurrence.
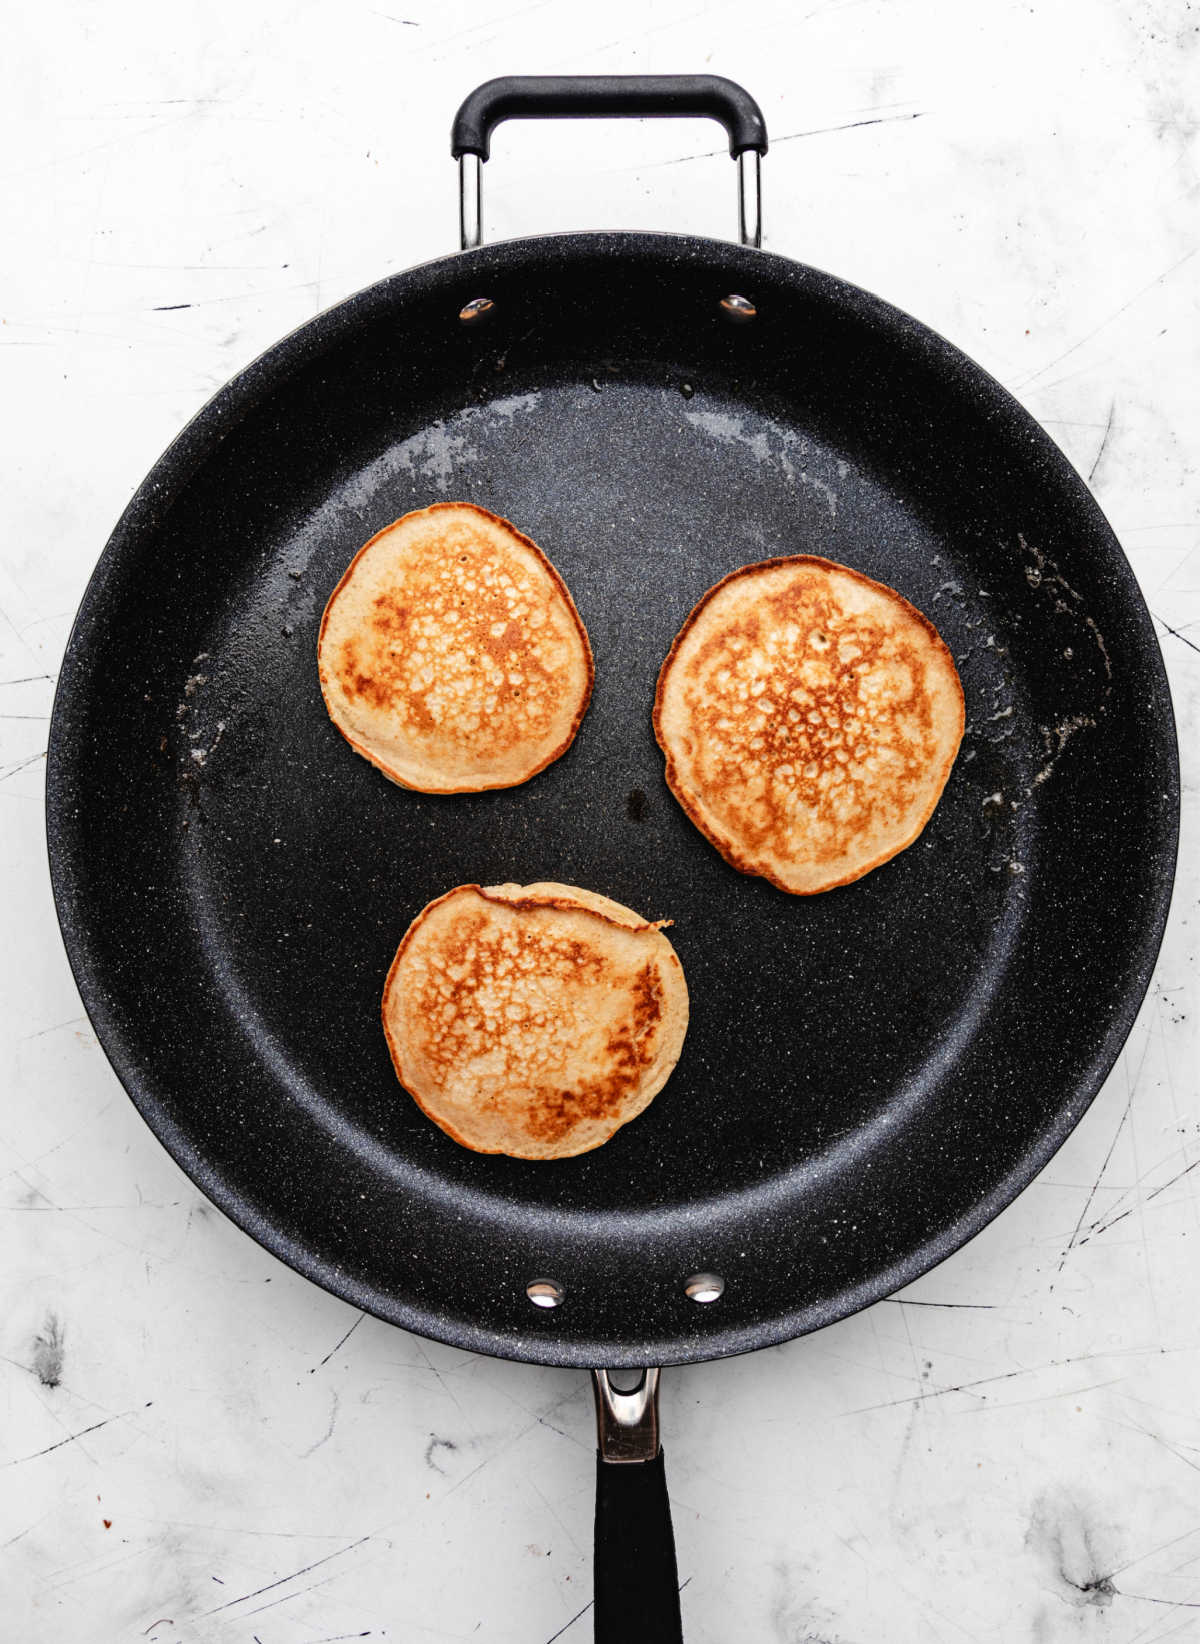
[46,231,1179,1369]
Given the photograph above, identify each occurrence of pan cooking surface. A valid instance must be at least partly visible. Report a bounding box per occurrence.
[183,380,1023,1206]
[48,235,1177,1365]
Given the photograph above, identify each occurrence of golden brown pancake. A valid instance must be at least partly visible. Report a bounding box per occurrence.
[318,503,592,793]
[654,556,965,894]
[382,882,689,1159]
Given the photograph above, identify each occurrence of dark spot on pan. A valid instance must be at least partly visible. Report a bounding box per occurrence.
[626,788,647,822]
[31,1312,65,1388]
[177,768,202,809]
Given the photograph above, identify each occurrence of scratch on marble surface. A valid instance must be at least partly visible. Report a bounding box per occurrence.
[0,751,45,782]
[1106,1524,1200,1586]
[884,1298,997,1310]
[1081,1157,1200,1244]
[1065,1033,1195,1256]
[845,1351,1152,1415]
[45,1541,152,1598]
[201,1534,371,1616]
[538,1576,690,1644]
[301,1389,340,1458]
[1049,1001,1164,1280]
[541,1597,594,1643]
[1155,613,1200,655]
[442,1384,585,1499]
[662,110,925,165]
[421,0,560,55]
[1119,1589,1200,1616]
[1051,1083,1137,1285]
[0,1505,58,1552]
[1087,397,1118,484]
[1121,1419,1200,1481]
[4,1402,152,1466]
[412,1339,469,1418]
[1016,243,1200,390]
[309,1312,365,1373]
[986,1374,1129,1414]
[526,1474,588,1562]
[17,1014,85,1041]
[892,1301,925,1461]
[468,1372,588,1450]
[241,1566,356,1618]
[297,1632,374,1641]
[133,1518,357,1541]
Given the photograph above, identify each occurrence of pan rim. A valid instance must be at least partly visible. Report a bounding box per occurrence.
[46,229,1181,1368]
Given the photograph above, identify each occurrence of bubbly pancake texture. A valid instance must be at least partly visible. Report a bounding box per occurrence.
[654,556,965,894]
[318,504,592,792]
[382,883,689,1159]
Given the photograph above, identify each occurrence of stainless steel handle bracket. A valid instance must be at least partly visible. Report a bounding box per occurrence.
[457,151,762,252]
[738,150,762,249]
[459,154,483,251]
[591,1367,663,1463]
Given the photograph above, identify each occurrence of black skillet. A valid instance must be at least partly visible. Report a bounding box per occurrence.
[46,77,1179,1639]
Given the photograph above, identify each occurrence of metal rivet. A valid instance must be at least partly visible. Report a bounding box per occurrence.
[526,1278,565,1309]
[459,296,495,326]
[684,1272,725,1304]
[719,294,757,324]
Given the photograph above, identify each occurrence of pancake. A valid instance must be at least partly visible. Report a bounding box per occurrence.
[318,503,592,792]
[653,555,965,895]
[382,882,689,1159]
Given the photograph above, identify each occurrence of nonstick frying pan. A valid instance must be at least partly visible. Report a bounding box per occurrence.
[46,76,1179,1640]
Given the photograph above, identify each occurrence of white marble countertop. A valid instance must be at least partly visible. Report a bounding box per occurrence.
[3,3,1197,1639]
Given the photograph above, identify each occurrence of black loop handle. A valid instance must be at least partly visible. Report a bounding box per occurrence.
[451,74,768,162]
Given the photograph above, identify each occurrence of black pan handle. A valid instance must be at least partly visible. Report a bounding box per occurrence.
[451,75,768,162]
[591,1369,683,1643]
[450,74,767,252]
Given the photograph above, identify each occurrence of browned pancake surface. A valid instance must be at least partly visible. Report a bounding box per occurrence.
[654,556,965,894]
[318,503,592,792]
[382,883,689,1159]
